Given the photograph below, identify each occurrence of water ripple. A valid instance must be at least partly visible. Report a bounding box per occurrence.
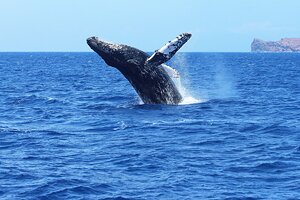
[0,53,299,199]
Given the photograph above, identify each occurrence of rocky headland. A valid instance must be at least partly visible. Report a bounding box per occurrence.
[251,38,300,52]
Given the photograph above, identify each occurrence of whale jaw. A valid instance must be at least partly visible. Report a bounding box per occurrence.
[87,37,148,69]
[87,37,125,67]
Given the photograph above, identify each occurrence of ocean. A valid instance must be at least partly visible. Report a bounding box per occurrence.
[0,52,299,199]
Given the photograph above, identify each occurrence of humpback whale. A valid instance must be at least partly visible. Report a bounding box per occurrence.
[87,33,192,104]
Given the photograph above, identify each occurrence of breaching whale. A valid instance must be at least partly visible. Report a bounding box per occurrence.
[87,33,192,104]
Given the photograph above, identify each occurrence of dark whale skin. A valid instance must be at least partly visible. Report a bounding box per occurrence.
[87,37,183,104]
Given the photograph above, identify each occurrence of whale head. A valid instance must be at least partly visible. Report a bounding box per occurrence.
[87,37,148,69]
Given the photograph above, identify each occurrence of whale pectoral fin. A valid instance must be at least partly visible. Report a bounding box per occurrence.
[146,33,192,66]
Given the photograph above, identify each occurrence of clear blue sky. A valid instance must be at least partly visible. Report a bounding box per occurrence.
[1,0,299,52]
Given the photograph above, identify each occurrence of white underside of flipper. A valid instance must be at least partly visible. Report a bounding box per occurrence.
[146,33,192,66]
[158,33,191,56]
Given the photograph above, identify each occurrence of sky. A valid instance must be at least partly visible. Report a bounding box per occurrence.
[1,0,300,52]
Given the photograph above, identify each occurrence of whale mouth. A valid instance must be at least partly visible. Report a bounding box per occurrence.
[87,36,99,50]
[87,36,98,43]
[87,36,124,67]
[87,36,112,55]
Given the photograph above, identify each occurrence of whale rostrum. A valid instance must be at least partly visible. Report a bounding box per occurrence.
[87,33,192,105]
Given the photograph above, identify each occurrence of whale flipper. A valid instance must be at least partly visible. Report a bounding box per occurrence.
[146,33,192,66]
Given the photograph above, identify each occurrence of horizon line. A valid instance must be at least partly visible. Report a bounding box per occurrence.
[0,51,253,53]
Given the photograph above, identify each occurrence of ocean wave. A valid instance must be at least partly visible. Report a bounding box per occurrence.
[1,53,300,199]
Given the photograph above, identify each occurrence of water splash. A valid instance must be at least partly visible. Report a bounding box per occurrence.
[170,53,203,105]
[212,64,237,99]
[173,54,237,102]
[137,53,205,105]
[176,79,203,105]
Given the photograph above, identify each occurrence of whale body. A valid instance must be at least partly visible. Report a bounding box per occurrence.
[87,33,192,104]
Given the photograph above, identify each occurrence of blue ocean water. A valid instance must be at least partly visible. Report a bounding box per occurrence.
[0,52,299,200]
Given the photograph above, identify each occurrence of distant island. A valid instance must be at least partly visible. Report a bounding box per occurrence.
[251,38,300,52]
